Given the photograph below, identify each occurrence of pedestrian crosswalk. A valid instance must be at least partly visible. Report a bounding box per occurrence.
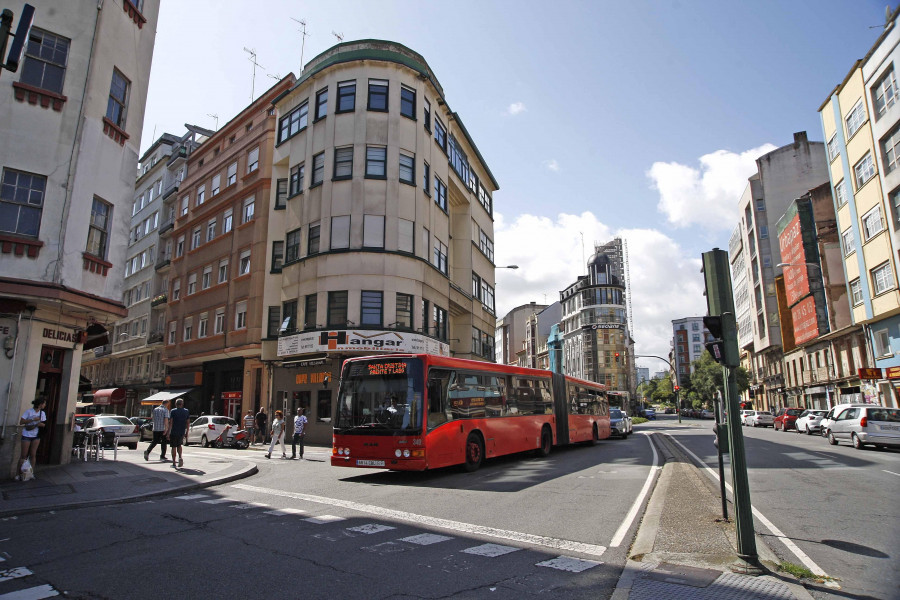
[0,563,60,599]
[171,491,605,573]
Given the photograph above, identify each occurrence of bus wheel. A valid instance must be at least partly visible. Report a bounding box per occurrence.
[464,433,484,472]
[591,424,601,445]
[536,427,552,457]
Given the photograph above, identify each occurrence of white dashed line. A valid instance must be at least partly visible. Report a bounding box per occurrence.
[304,515,345,524]
[609,432,660,547]
[462,543,520,557]
[884,470,900,477]
[0,584,60,599]
[399,533,453,545]
[175,494,209,501]
[199,498,233,504]
[536,556,602,572]
[264,508,307,517]
[347,524,396,535]
[0,567,32,583]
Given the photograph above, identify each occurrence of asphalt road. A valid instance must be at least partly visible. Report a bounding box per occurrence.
[0,431,659,599]
[648,415,900,600]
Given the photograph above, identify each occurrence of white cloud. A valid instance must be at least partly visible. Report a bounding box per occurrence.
[506,101,527,116]
[494,212,706,370]
[647,144,777,231]
[543,159,560,172]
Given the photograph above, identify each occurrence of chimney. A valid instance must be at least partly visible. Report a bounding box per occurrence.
[793,131,808,144]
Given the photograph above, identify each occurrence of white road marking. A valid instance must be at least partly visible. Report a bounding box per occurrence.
[666,434,832,581]
[884,470,900,477]
[233,483,607,558]
[347,524,396,535]
[200,498,234,504]
[175,494,209,501]
[400,533,453,545]
[304,515,345,524]
[231,502,269,510]
[264,508,307,517]
[0,584,59,599]
[536,556,602,572]
[0,567,32,583]
[609,432,660,547]
[462,543,520,557]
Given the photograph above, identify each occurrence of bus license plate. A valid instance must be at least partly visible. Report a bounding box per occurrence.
[357,459,385,467]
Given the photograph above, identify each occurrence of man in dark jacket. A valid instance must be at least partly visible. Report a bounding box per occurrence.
[255,408,267,445]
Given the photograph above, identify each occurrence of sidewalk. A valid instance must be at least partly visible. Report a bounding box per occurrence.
[612,431,816,600]
[0,445,257,518]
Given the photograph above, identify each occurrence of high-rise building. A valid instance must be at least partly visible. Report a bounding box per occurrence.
[671,317,710,387]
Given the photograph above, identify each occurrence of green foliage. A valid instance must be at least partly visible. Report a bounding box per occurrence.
[632,417,648,425]
[689,350,751,403]
[652,377,674,403]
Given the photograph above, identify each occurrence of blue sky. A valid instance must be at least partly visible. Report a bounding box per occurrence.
[140,0,886,372]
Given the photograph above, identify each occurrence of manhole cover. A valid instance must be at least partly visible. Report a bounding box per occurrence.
[3,484,75,500]
[83,470,118,478]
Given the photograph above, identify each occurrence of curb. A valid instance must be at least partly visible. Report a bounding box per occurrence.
[0,462,257,519]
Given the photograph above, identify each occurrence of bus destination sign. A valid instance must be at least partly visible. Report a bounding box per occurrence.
[367,362,408,376]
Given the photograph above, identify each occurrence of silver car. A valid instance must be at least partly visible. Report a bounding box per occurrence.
[748,410,774,427]
[820,403,872,437]
[84,415,140,449]
[794,409,827,435]
[827,406,900,449]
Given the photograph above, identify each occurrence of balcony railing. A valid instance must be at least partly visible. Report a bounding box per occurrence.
[150,293,167,307]
[93,345,111,357]
[147,331,164,344]
[155,256,171,270]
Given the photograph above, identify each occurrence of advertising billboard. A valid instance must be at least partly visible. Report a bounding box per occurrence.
[790,295,820,344]
[778,211,810,306]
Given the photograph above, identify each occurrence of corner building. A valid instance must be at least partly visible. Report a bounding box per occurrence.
[265,41,500,444]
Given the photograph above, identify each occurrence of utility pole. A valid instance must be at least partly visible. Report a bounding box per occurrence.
[702,249,760,572]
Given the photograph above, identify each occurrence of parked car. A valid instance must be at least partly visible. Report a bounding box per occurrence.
[664,407,675,414]
[700,409,713,419]
[186,415,240,447]
[820,403,873,437]
[773,407,804,431]
[609,408,633,438]
[827,405,900,449]
[747,411,774,427]
[83,415,140,449]
[643,408,656,420]
[130,417,151,440]
[138,420,154,442]
[794,409,827,435]
[740,410,755,425]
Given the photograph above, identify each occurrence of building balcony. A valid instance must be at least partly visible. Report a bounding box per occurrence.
[93,345,111,357]
[150,293,167,307]
[147,331,165,345]
[155,256,171,271]
[158,215,174,235]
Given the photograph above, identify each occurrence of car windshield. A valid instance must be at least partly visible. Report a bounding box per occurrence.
[868,408,900,422]
[786,409,803,416]
[610,409,623,418]
[212,417,237,426]
[809,410,826,417]
[758,411,772,416]
[96,416,132,426]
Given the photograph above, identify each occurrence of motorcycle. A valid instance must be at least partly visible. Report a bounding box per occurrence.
[213,424,249,449]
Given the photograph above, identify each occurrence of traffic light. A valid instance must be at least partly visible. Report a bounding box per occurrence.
[703,315,725,364]
[614,352,620,363]
[674,385,680,392]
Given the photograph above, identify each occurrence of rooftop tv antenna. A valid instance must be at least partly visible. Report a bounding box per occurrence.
[206,113,218,130]
[243,47,265,101]
[332,30,344,42]
[291,17,309,70]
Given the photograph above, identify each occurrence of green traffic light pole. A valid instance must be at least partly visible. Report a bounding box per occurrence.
[634,354,681,423]
[702,249,760,573]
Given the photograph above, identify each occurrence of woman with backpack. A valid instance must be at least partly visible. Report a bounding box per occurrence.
[18,398,47,480]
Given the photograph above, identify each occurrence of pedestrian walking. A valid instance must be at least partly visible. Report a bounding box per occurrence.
[265,410,286,459]
[17,398,46,480]
[291,407,308,459]
[144,399,170,461]
[168,398,190,468]
[243,410,256,444]
[255,407,267,445]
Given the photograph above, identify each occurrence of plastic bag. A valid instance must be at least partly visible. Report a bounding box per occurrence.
[20,458,34,481]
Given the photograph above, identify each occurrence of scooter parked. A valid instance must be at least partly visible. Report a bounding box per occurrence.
[213,424,249,449]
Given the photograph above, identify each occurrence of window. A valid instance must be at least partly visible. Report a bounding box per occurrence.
[398,218,414,253]
[854,153,877,189]
[755,198,765,212]
[304,294,318,329]
[312,152,325,186]
[862,206,885,241]
[433,239,448,275]
[106,68,129,128]
[337,81,356,112]
[365,146,386,178]
[834,180,847,207]
[423,98,431,130]
[206,218,216,242]
[331,215,350,249]
[202,265,212,290]
[187,273,197,295]
[286,228,301,262]
[180,196,189,216]
[279,101,308,142]
[872,261,895,295]
[433,305,447,340]
[448,135,470,183]
[891,187,900,228]
[267,306,280,338]
[827,134,840,162]
[399,153,415,184]
[227,161,237,186]
[315,87,328,120]
[196,185,205,206]
[759,224,768,239]
[290,163,305,196]
[423,162,430,193]
[479,230,494,261]
[363,215,384,248]
[247,146,259,173]
[850,278,863,306]
[168,321,176,345]
[214,308,225,334]
[282,301,297,334]
[361,291,383,326]
[400,85,415,119]
[874,328,891,357]
[481,280,495,312]
[223,209,233,234]
[334,147,353,179]
[434,176,447,211]
[367,79,388,111]
[242,196,255,223]
[211,174,221,196]
[478,184,492,215]
[883,124,900,173]
[472,273,481,300]
[191,227,201,250]
[327,291,348,327]
[395,293,413,329]
[175,235,185,258]
[20,28,70,95]
[271,240,284,271]
[235,301,247,330]
[275,178,287,209]
[434,118,447,151]
[0,168,45,237]
[198,314,208,338]
[218,259,228,283]
[873,67,898,116]
[846,101,866,138]
[308,222,320,255]
[239,249,251,275]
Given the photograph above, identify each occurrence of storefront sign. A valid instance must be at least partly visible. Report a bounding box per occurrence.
[791,296,820,344]
[42,327,83,347]
[885,366,900,379]
[858,367,883,379]
[277,329,449,357]
[222,391,242,400]
[166,371,203,386]
[295,371,331,385]
[588,323,621,330]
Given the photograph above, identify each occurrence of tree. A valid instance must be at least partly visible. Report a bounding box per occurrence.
[652,377,674,404]
[690,351,751,406]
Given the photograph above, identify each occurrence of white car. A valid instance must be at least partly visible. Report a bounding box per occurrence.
[186,415,239,447]
[739,410,754,425]
[747,411,774,427]
[83,415,140,449]
[820,403,872,437]
[794,409,827,435]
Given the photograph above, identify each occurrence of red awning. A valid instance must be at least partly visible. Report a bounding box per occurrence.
[92,388,126,405]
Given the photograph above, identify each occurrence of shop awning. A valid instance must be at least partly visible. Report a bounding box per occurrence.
[140,389,193,406]
[92,388,126,405]
[75,401,94,408]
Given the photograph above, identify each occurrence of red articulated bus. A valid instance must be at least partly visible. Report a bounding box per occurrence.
[331,354,611,471]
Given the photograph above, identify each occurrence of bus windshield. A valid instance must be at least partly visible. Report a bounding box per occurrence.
[335,358,423,435]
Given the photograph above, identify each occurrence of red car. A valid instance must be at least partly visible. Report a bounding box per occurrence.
[774,407,804,431]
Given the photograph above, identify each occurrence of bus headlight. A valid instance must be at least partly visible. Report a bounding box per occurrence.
[395,449,402,458]
[403,449,410,458]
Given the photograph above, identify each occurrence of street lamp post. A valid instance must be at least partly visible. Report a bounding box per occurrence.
[634,354,680,423]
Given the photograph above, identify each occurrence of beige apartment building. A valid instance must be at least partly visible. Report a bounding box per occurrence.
[263,41,499,444]
[163,76,295,420]
[0,0,158,474]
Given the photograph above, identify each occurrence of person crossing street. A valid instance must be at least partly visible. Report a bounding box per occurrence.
[291,407,307,459]
[144,399,170,461]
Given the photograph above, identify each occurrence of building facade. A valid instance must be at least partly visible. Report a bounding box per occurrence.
[0,0,158,474]
[264,41,500,444]
[496,302,548,366]
[671,317,709,387]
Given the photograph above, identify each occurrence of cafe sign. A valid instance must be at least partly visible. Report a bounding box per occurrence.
[858,368,883,380]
